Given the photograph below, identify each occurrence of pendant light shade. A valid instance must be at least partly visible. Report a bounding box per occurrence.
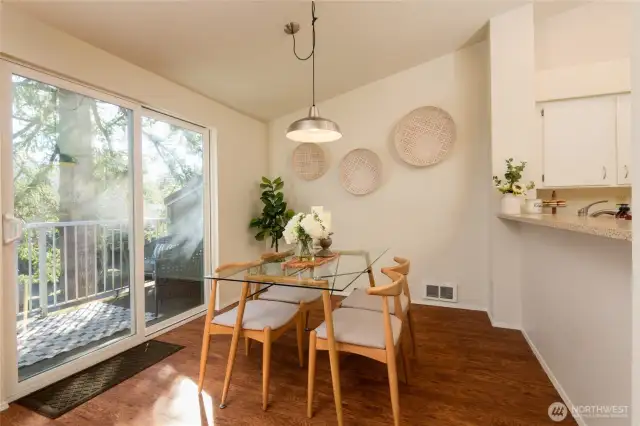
[286,106,342,143]
[284,2,341,143]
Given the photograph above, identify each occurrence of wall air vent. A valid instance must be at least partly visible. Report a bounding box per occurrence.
[424,283,458,303]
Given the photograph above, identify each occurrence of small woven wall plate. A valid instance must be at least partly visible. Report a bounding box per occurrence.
[393,106,456,167]
[292,143,327,181]
[339,149,382,195]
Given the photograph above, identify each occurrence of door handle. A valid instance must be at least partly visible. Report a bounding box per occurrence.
[602,166,607,180]
[624,165,629,179]
[3,214,23,245]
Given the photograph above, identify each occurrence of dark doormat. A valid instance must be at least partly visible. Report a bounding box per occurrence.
[17,340,184,419]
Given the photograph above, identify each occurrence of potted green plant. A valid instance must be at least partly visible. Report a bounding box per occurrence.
[249,176,295,252]
[493,158,535,215]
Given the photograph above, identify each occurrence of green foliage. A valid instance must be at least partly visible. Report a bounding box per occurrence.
[249,177,294,252]
[492,158,535,195]
[16,230,61,289]
[11,75,202,299]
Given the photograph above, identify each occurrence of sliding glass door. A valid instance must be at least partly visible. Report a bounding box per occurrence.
[1,61,214,400]
[141,111,208,330]
[7,70,136,382]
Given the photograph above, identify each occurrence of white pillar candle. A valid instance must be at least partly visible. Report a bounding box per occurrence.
[311,206,324,216]
[323,211,332,232]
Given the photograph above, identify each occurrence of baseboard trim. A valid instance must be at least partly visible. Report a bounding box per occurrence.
[413,299,487,312]
[0,402,8,411]
[522,330,587,426]
[486,311,521,330]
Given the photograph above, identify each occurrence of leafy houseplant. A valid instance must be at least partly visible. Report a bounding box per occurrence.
[493,158,535,215]
[249,177,295,252]
[492,158,535,195]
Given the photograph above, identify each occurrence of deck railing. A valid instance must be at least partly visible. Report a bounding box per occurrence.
[16,218,167,319]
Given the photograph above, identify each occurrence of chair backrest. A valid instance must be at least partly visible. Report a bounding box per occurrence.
[206,260,264,317]
[215,259,263,276]
[257,251,293,295]
[261,249,294,262]
[381,257,411,303]
[366,270,405,350]
[383,257,410,275]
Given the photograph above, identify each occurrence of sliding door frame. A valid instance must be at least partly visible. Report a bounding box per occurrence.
[140,107,214,337]
[0,60,217,402]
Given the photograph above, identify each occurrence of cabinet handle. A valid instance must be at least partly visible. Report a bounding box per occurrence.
[602,166,607,180]
[624,165,629,179]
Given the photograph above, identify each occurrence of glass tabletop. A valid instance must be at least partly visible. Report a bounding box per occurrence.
[204,248,389,292]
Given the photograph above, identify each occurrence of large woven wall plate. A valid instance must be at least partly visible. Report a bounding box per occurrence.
[339,149,382,195]
[292,143,327,181]
[394,106,456,167]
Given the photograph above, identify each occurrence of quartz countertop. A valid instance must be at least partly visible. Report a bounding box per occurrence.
[497,213,632,242]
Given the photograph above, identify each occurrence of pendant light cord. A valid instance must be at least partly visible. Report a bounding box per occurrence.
[290,1,317,106]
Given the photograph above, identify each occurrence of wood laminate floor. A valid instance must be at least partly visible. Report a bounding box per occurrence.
[0,304,576,425]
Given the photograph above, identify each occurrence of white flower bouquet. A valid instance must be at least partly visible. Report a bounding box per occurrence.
[283,212,330,259]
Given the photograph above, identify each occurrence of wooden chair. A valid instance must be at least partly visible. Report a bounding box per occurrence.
[307,270,409,426]
[339,257,416,354]
[197,260,306,410]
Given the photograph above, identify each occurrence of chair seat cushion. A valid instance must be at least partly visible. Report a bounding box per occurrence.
[213,300,298,331]
[315,308,402,349]
[341,289,409,314]
[260,286,321,304]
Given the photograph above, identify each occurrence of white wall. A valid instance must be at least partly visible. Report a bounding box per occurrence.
[520,225,632,426]
[535,3,631,101]
[630,5,640,424]
[488,5,536,328]
[269,41,491,309]
[0,3,5,411]
[0,7,269,309]
[536,3,630,71]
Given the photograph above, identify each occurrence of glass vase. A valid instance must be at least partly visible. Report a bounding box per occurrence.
[296,238,314,261]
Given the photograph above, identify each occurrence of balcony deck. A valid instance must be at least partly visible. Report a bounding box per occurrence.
[13,217,203,380]
[18,300,155,368]
[16,281,202,380]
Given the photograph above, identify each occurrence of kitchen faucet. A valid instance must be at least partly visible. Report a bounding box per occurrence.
[577,200,608,217]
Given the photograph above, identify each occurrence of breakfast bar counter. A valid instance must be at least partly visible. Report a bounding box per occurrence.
[497,213,632,242]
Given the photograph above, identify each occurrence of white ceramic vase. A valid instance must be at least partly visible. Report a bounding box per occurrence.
[501,193,522,215]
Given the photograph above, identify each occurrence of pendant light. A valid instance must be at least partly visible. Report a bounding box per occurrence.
[285,2,342,143]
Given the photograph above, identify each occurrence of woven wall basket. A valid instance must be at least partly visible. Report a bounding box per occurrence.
[339,149,382,195]
[292,143,327,181]
[394,106,456,167]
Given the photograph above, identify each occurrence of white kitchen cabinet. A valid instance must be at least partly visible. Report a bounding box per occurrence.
[616,94,631,185]
[542,96,617,187]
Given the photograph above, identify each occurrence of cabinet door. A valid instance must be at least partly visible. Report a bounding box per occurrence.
[542,96,617,187]
[616,94,631,185]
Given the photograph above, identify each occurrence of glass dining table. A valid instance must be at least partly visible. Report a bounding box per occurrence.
[203,248,388,426]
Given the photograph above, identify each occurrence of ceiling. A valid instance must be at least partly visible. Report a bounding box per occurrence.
[7,1,569,121]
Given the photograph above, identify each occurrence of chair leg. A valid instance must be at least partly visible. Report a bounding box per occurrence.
[304,310,311,331]
[245,337,252,356]
[406,309,417,356]
[262,327,272,411]
[307,330,317,419]
[322,290,343,426]
[220,282,249,407]
[386,344,401,426]
[197,328,211,393]
[296,313,305,367]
